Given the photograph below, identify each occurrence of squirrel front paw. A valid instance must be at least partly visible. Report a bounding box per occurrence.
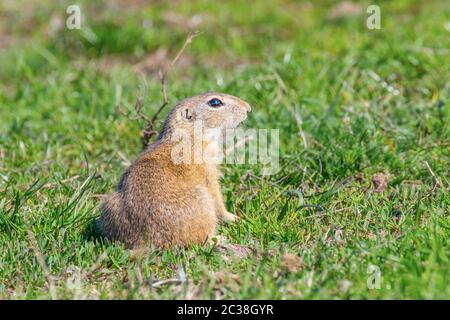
[221,211,239,223]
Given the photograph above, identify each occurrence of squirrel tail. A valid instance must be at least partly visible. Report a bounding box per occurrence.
[98,192,127,243]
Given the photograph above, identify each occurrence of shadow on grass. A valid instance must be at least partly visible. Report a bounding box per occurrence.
[82,218,106,244]
[82,218,128,251]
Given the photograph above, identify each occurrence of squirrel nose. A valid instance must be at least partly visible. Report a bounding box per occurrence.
[243,102,252,113]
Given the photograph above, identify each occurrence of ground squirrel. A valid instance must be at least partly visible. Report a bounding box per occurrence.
[99,92,252,249]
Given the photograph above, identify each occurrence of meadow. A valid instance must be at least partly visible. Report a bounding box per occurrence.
[0,0,448,299]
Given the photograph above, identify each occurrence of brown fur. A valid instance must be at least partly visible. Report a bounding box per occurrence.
[99,92,251,249]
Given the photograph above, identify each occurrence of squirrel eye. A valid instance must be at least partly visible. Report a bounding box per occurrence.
[207,98,223,108]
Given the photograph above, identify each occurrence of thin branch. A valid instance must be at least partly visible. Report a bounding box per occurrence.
[160,31,200,104]
[152,278,183,288]
[141,31,200,148]
[115,96,151,122]
[425,161,442,190]
[115,32,200,149]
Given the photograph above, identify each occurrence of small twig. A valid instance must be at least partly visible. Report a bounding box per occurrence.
[141,31,200,148]
[425,161,442,190]
[115,96,151,122]
[91,194,107,199]
[152,278,183,288]
[298,204,325,211]
[117,151,131,167]
[114,32,199,149]
[160,31,200,104]
[26,226,57,300]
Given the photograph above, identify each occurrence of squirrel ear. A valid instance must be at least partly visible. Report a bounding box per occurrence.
[181,108,194,122]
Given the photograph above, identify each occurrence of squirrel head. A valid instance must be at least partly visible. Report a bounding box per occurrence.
[159,92,252,138]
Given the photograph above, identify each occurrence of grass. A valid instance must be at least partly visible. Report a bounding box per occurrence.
[0,0,449,299]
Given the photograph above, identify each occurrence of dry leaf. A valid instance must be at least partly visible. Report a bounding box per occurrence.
[213,271,242,285]
[281,253,303,273]
[372,172,388,193]
[339,279,353,293]
[217,243,251,259]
